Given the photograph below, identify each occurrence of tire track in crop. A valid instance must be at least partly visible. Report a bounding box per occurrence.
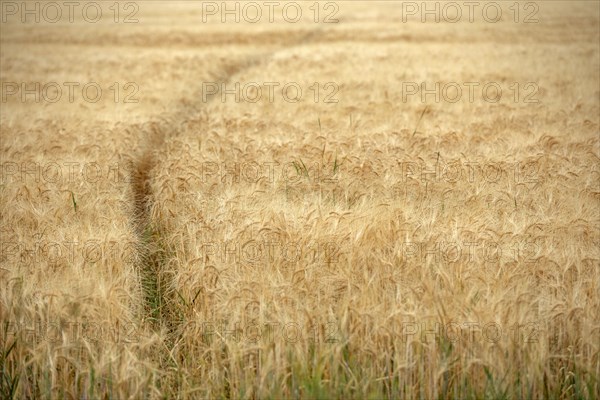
[130,26,330,340]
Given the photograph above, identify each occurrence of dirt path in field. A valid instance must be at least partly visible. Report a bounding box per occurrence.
[129,26,329,337]
[130,58,264,328]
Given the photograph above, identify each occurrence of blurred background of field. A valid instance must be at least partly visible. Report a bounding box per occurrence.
[1,1,599,398]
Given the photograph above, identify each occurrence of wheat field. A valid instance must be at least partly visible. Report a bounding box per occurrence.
[1,1,599,399]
